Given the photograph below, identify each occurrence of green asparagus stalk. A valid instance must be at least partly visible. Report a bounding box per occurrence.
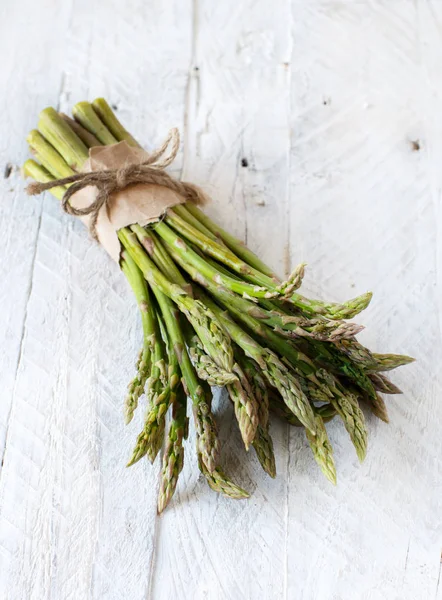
[236,352,276,477]
[236,351,270,429]
[184,202,278,278]
[173,204,222,243]
[289,291,373,321]
[59,113,101,148]
[38,107,89,170]
[127,298,171,466]
[164,207,280,288]
[195,379,249,498]
[192,384,220,475]
[182,203,372,320]
[276,263,306,296]
[23,160,66,200]
[72,101,119,145]
[130,224,191,293]
[305,414,337,484]
[332,339,377,369]
[156,231,363,341]
[27,130,75,179]
[366,392,389,423]
[120,252,156,423]
[158,384,187,513]
[291,336,378,400]
[368,353,415,372]
[269,389,303,426]
[145,309,183,464]
[167,208,304,302]
[269,387,336,426]
[92,98,141,148]
[251,425,276,478]
[197,455,250,499]
[197,291,317,434]
[144,309,182,465]
[151,286,220,473]
[188,335,237,386]
[321,371,367,462]
[154,221,278,300]
[368,372,402,395]
[226,363,260,449]
[118,227,234,373]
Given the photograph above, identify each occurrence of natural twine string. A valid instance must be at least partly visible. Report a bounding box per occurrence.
[26,128,204,241]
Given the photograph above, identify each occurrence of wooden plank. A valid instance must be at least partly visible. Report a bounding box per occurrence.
[0,0,73,469]
[0,1,192,599]
[287,1,442,598]
[151,2,292,598]
[0,1,76,598]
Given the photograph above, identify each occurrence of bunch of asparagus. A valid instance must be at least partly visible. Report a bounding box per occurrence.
[23,99,413,512]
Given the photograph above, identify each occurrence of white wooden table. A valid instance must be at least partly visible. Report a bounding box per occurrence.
[0,1,441,598]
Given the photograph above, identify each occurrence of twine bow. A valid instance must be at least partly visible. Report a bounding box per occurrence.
[26,128,204,240]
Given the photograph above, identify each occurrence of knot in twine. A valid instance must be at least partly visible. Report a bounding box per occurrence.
[26,128,204,240]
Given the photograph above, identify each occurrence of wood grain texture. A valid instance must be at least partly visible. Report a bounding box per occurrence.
[0,0,441,599]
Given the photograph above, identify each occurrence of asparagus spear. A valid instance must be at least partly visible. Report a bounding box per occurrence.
[366,392,389,423]
[27,130,75,179]
[320,371,367,462]
[368,372,402,395]
[236,351,270,429]
[72,101,119,145]
[118,227,234,373]
[127,298,171,466]
[332,338,377,368]
[167,208,303,301]
[151,287,220,474]
[184,202,278,278]
[368,353,415,372]
[130,224,191,294]
[120,251,156,423]
[158,384,188,513]
[23,160,66,200]
[197,291,317,435]
[305,414,337,484]
[155,233,375,416]
[173,204,222,243]
[251,425,276,478]
[154,221,278,300]
[197,456,250,499]
[236,352,276,477]
[59,113,101,148]
[269,388,336,426]
[146,309,183,464]
[92,98,141,148]
[188,335,237,386]
[226,363,260,449]
[182,203,372,320]
[164,207,280,289]
[155,229,362,341]
[291,336,378,400]
[38,107,89,170]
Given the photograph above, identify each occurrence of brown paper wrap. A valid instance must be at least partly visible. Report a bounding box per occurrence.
[71,141,186,262]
